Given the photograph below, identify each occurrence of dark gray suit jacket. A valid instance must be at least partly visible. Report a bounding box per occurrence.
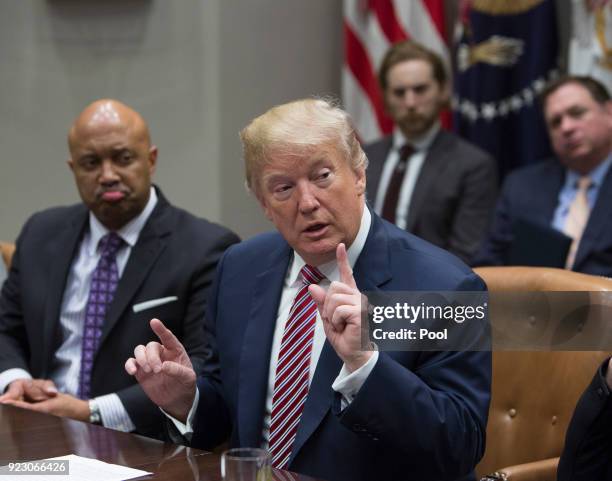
[364,130,498,263]
[0,187,239,438]
[558,358,612,481]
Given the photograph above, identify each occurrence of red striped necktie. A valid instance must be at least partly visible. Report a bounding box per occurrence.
[268,264,325,469]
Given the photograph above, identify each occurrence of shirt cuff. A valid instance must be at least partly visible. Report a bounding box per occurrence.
[0,368,32,394]
[94,393,136,432]
[162,388,200,438]
[332,351,379,410]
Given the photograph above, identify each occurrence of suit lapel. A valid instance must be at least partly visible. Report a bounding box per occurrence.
[538,163,565,225]
[352,214,394,291]
[574,165,612,268]
[406,131,449,231]
[289,212,392,464]
[98,195,171,349]
[365,136,393,206]
[237,245,292,448]
[41,209,88,376]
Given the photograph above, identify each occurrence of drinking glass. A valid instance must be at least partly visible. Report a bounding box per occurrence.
[220,448,271,481]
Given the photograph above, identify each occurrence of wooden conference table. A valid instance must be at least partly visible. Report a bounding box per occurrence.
[0,404,321,481]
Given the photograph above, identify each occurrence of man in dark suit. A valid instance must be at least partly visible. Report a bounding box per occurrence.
[474,76,612,276]
[558,357,612,481]
[0,99,239,438]
[364,40,498,263]
[127,99,491,481]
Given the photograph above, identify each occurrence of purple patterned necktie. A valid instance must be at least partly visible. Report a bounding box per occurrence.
[77,232,124,399]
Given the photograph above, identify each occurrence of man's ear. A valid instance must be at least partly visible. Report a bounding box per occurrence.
[67,158,75,172]
[148,146,158,175]
[355,167,366,196]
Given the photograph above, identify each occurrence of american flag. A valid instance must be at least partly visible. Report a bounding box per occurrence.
[568,0,612,87]
[342,0,449,143]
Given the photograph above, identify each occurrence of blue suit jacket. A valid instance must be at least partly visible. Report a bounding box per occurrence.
[473,159,612,276]
[192,213,491,481]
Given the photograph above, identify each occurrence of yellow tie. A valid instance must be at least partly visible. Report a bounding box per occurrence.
[563,176,592,269]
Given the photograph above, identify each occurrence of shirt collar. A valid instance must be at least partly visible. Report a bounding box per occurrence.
[564,153,612,190]
[287,206,372,286]
[86,186,158,255]
[392,122,440,152]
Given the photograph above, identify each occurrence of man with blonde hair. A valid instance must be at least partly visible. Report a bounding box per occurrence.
[127,99,491,481]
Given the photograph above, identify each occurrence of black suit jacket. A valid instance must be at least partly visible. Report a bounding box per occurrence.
[473,159,612,276]
[558,358,612,481]
[0,188,239,438]
[364,130,498,263]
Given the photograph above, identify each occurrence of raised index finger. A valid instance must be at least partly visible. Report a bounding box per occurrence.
[336,243,357,289]
[150,318,183,351]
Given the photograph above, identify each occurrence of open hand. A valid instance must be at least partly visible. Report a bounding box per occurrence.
[125,318,196,422]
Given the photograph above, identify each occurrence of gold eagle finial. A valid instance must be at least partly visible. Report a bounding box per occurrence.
[470,0,546,15]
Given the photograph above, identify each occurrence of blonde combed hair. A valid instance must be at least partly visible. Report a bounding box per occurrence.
[240,98,368,195]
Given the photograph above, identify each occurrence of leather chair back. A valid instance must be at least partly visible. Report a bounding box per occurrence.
[473,267,612,480]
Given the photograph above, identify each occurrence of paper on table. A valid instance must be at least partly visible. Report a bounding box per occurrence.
[0,454,152,481]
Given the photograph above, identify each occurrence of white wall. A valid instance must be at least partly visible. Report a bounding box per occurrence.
[218,0,342,238]
[0,1,571,241]
[0,0,343,241]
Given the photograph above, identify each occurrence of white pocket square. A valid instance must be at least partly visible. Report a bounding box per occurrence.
[132,296,178,313]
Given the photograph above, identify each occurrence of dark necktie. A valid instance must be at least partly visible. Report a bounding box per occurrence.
[77,232,124,399]
[382,143,414,224]
[268,265,325,469]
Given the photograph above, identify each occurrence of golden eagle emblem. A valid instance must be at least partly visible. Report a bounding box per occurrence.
[457,36,524,72]
[470,0,546,15]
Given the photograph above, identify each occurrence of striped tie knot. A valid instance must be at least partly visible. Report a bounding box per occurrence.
[300,265,324,286]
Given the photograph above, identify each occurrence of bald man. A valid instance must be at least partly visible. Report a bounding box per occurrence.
[0,99,239,438]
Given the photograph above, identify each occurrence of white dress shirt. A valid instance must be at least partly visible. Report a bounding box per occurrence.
[373,123,440,229]
[552,155,612,232]
[169,207,380,446]
[0,187,158,432]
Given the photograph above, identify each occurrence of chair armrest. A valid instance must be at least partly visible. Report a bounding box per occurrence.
[480,457,559,481]
[0,242,15,269]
